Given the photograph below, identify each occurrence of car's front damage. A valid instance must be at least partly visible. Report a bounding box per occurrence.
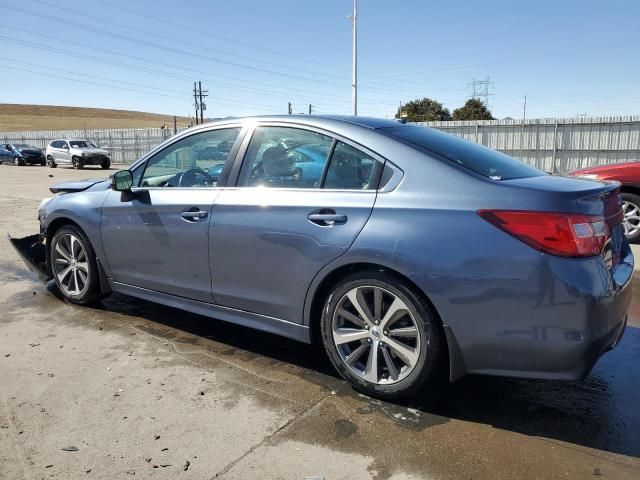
[8,179,109,282]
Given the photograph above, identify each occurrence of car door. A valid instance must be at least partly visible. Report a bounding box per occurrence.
[0,145,11,162]
[101,126,243,302]
[210,125,384,323]
[54,140,70,164]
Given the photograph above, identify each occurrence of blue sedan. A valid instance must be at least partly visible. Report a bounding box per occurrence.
[9,116,632,400]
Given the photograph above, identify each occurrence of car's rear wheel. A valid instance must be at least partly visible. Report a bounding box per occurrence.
[72,156,83,169]
[101,158,111,169]
[46,156,57,168]
[622,193,640,243]
[50,225,101,304]
[320,271,444,400]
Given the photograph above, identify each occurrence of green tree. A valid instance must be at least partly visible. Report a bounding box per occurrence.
[452,99,494,120]
[396,97,452,122]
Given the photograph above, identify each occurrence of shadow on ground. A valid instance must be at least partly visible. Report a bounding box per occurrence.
[55,282,640,461]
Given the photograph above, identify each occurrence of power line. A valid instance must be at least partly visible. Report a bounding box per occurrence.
[23,0,350,82]
[94,0,348,73]
[1,2,349,86]
[0,36,350,107]
[2,65,282,111]
[1,35,405,111]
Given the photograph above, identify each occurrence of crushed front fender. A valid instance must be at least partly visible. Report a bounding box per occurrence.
[7,233,51,282]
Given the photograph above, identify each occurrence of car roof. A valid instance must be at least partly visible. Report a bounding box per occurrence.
[207,115,404,131]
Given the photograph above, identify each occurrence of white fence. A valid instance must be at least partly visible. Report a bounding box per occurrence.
[0,127,187,164]
[418,116,640,173]
[2,116,640,171]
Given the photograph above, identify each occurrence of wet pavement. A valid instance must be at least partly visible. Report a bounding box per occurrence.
[1,165,639,479]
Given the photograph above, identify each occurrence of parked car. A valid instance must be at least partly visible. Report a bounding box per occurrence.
[2,143,46,166]
[45,139,111,169]
[567,162,640,242]
[10,116,632,401]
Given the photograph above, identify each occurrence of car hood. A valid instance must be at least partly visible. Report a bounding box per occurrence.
[19,149,43,155]
[49,178,108,194]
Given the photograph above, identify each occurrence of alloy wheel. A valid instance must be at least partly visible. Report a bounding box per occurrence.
[52,233,90,296]
[623,200,640,237]
[332,286,421,385]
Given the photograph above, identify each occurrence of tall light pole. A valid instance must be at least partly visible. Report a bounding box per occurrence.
[350,0,358,116]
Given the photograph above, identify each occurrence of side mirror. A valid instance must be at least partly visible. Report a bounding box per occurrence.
[112,170,134,191]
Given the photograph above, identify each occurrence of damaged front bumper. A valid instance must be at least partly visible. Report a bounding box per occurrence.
[7,233,52,282]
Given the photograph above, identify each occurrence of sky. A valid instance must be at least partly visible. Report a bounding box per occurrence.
[1,0,640,120]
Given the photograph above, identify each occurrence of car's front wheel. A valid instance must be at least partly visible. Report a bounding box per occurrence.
[46,156,57,168]
[72,156,83,169]
[50,225,101,304]
[320,271,444,400]
[14,156,24,166]
[101,158,111,169]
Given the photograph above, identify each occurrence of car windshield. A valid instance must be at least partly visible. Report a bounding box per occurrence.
[14,143,35,149]
[69,141,92,148]
[386,125,544,181]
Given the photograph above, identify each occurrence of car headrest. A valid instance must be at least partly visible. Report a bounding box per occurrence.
[262,146,296,177]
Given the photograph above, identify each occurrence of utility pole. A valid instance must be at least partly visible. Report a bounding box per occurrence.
[198,81,208,124]
[308,104,314,115]
[173,115,177,135]
[288,102,292,115]
[349,0,358,116]
[193,82,199,125]
[522,95,527,122]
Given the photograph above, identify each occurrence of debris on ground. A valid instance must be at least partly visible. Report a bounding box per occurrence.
[183,460,190,471]
[62,446,79,452]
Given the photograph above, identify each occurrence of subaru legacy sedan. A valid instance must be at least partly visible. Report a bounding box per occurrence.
[10,116,632,400]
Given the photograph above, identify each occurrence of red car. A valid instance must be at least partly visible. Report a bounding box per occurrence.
[567,162,640,241]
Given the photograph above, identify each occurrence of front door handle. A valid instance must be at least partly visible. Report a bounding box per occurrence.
[180,208,208,221]
[308,212,347,226]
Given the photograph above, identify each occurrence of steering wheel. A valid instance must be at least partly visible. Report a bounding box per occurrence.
[178,168,214,187]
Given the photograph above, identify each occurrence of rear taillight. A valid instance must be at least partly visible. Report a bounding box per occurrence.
[478,210,610,257]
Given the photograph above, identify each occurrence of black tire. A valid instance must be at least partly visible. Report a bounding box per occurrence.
[14,156,24,166]
[101,158,111,169]
[320,271,444,401]
[72,156,84,169]
[40,159,46,166]
[49,225,102,305]
[622,192,640,243]
[46,156,57,168]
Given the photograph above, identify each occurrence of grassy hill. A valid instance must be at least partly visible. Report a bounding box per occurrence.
[0,104,193,131]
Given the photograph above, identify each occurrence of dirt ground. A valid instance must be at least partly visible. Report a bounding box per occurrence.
[1,164,639,480]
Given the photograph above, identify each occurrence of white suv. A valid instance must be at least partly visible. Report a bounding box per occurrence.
[46,139,111,169]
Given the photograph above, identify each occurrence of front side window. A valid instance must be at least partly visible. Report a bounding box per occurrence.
[140,128,240,188]
[69,140,91,148]
[238,127,333,188]
[324,141,380,190]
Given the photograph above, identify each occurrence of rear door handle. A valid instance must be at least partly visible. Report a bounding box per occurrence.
[180,209,208,221]
[308,213,348,226]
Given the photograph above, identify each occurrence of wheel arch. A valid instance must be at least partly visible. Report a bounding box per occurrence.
[305,261,461,381]
[620,184,640,197]
[45,216,111,295]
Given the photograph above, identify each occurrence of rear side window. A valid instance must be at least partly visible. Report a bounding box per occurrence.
[324,141,380,190]
[387,125,544,181]
[238,127,333,188]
